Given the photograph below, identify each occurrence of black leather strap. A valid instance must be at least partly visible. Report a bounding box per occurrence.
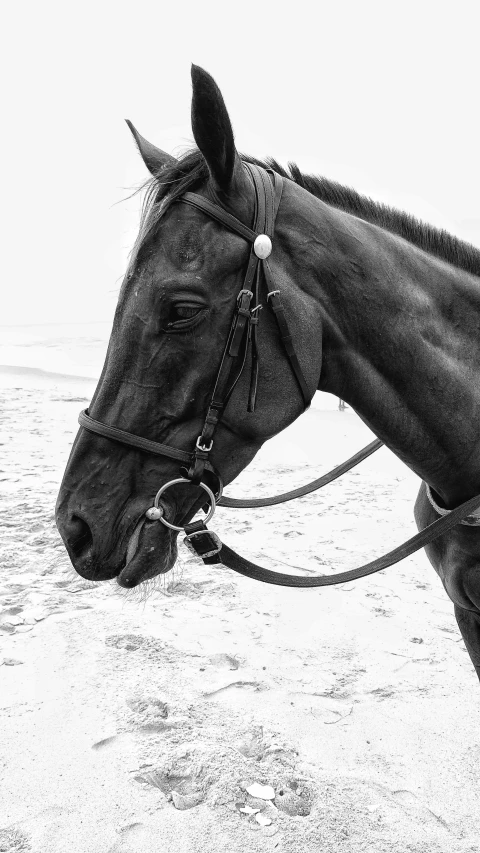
[219,439,383,507]
[193,490,480,587]
[181,194,256,242]
[78,410,194,465]
[266,287,311,407]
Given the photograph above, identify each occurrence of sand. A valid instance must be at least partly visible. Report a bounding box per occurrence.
[1,365,479,853]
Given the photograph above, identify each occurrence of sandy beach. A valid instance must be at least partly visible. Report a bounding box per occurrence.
[1,364,479,853]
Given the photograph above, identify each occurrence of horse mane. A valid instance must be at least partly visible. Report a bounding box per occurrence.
[131,149,480,278]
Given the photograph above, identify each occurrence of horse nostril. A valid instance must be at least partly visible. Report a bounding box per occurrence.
[67,515,93,558]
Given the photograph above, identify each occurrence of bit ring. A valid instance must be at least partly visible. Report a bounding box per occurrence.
[146,477,216,532]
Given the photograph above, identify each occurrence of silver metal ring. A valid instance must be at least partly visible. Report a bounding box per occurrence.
[148,477,216,532]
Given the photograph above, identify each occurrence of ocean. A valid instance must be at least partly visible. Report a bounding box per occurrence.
[0,322,112,380]
[0,321,343,410]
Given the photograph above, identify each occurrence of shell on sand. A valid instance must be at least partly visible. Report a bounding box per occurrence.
[245,783,275,801]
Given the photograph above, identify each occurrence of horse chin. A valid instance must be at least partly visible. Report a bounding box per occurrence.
[116,518,178,588]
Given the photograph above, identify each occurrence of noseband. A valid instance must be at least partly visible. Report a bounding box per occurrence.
[79,163,311,526]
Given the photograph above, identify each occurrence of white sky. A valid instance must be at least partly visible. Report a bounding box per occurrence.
[2,0,479,325]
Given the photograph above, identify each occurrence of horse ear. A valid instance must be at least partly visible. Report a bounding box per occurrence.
[125,120,176,175]
[190,64,246,196]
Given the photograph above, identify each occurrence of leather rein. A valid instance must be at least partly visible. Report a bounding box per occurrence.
[78,163,480,587]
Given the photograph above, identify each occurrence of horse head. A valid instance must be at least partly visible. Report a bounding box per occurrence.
[56,66,323,587]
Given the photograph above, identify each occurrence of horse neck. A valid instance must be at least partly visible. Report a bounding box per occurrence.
[309,204,480,506]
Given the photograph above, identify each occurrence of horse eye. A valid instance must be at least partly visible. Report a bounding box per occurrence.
[166,304,204,329]
[172,305,201,320]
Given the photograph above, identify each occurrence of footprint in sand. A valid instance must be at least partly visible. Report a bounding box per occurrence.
[105,634,146,652]
[127,696,169,718]
[134,755,205,810]
[234,725,265,758]
[127,696,175,733]
[208,652,240,670]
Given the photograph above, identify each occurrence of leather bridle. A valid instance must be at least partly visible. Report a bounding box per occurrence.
[79,163,311,519]
[77,163,480,587]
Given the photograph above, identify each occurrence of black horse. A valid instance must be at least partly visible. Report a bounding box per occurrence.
[57,66,480,683]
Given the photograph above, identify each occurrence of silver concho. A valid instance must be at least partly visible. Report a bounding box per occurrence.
[253,234,272,259]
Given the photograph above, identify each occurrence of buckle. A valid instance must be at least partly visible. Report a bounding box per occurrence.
[267,289,280,301]
[184,529,222,559]
[237,289,253,303]
[196,436,213,452]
